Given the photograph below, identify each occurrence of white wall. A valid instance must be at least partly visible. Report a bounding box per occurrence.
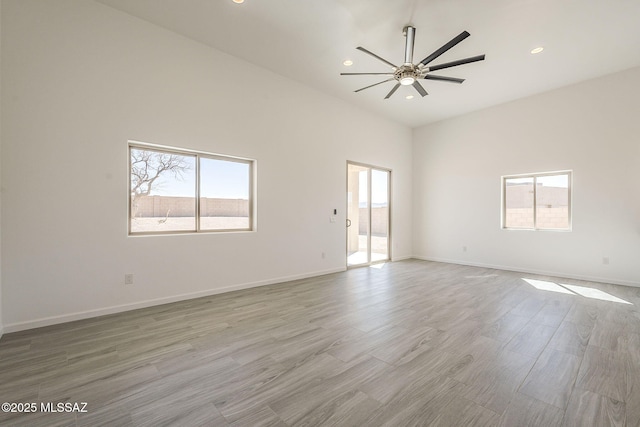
[0,0,413,331]
[413,66,640,287]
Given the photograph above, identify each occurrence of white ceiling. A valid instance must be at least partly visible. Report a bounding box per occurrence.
[96,0,640,128]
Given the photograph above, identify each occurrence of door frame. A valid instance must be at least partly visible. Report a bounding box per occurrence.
[346,161,392,268]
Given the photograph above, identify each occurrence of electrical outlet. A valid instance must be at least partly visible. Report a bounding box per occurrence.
[125,274,134,285]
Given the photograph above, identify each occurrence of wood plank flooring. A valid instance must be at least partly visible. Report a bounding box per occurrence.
[1,259,640,426]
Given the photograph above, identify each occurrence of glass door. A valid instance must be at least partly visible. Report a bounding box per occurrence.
[347,162,390,267]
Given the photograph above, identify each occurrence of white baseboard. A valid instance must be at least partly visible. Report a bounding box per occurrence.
[3,266,346,334]
[412,255,640,288]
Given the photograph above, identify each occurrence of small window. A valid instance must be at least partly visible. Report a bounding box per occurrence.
[502,171,571,231]
[129,142,254,235]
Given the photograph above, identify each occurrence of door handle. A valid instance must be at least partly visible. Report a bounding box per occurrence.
[346,219,352,227]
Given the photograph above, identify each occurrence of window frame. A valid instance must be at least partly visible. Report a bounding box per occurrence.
[501,170,572,231]
[128,141,255,236]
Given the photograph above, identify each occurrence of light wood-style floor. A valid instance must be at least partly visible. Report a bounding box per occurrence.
[1,259,639,426]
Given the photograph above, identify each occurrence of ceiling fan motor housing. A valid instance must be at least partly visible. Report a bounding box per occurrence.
[395,65,421,85]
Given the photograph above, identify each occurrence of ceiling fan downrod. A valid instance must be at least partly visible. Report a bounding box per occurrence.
[403,25,416,65]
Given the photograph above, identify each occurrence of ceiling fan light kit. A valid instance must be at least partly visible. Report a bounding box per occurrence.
[341,25,485,99]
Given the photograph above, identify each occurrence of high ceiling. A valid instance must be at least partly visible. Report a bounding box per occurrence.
[96,0,640,128]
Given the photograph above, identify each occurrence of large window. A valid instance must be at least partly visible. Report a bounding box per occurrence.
[129,142,254,235]
[502,171,571,231]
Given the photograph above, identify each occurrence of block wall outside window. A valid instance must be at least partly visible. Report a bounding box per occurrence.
[502,171,571,231]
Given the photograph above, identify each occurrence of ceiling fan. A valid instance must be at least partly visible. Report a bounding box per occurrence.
[341,26,485,99]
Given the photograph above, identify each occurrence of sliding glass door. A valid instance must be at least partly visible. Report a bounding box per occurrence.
[347,162,390,267]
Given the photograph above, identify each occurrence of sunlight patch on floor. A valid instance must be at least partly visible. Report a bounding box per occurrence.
[561,283,632,305]
[523,278,632,305]
[523,278,574,295]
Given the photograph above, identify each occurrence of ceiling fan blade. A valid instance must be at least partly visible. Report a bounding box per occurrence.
[423,74,465,84]
[404,26,416,64]
[426,54,485,72]
[354,78,395,93]
[412,81,428,97]
[384,83,401,99]
[419,31,470,66]
[356,46,397,68]
[341,72,395,76]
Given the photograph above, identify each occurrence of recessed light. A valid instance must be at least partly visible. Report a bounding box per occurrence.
[406,95,414,100]
[530,47,544,54]
[232,0,244,3]
[343,59,353,67]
